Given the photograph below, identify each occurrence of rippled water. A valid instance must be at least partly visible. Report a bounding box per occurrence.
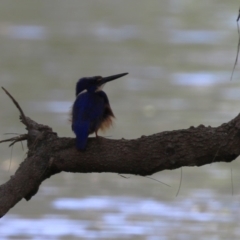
[0,1,240,239]
[2,191,240,239]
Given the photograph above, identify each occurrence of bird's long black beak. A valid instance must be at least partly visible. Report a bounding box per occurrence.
[100,73,128,85]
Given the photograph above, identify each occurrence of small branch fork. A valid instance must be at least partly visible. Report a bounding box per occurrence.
[0,134,28,147]
[0,87,29,147]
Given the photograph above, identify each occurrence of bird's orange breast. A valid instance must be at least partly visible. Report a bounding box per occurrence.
[98,105,115,132]
[99,115,114,132]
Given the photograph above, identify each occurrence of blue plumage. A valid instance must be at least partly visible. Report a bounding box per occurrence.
[71,73,128,150]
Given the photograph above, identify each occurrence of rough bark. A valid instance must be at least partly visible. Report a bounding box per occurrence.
[0,88,240,218]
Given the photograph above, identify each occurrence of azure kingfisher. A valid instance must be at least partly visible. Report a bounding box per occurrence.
[71,72,128,150]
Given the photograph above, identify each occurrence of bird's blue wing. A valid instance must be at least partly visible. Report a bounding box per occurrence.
[72,120,89,150]
[72,92,105,150]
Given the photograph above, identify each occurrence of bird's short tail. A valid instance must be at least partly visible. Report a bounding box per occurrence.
[72,122,89,150]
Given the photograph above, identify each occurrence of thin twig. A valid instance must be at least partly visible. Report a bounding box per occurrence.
[0,137,18,144]
[3,133,25,150]
[176,167,182,197]
[237,7,240,21]
[118,173,130,179]
[4,133,22,135]
[20,140,24,151]
[0,135,27,145]
[119,173,170,187]
[9,138,25,147]
[212,145,222,163]
[1,87,29,129]
[144,176,171,187]
[231,168,234,195]
[230,9,240,81]
[8,145,14,172]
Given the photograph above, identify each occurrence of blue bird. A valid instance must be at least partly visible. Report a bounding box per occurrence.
[71,72,128,150]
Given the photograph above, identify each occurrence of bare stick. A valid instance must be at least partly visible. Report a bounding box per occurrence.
[0,135,27,145]
[1,87,29,129]
[231,168,234,195]
[144,176,171,187]
[237,7,240,21]
[118,174,130,179]
[8,145,14,172]
[230,9,240,81]
[176,167,182,197]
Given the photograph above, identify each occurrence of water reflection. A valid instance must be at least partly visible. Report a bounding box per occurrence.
[0,24,47,40]
[27,101,71,113]
[172,72,227,86]
[53,193,233,222]
[170,30,227,44]
[94,23,140,42]
[2,191,239,239]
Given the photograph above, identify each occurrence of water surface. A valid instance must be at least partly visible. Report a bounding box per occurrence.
[0,1,240,239]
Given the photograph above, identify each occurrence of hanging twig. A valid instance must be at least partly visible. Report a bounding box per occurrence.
[0,134,27,146]
[230,8,240,81]
[176,167,182,197]
[231,168,234,195]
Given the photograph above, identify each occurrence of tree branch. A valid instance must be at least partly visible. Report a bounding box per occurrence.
[0,88,240,218]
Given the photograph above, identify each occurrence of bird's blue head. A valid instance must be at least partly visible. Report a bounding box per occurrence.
[75,73,128,96]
